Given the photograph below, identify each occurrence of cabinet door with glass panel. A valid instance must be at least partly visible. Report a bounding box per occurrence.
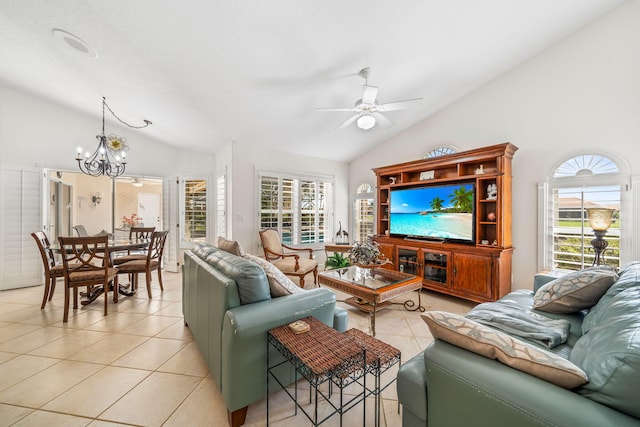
[396,246,451,289]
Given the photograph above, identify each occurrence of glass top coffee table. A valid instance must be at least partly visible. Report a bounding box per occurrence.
[319,265,424,336]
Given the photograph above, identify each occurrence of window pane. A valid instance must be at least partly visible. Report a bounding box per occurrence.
[184,179,207,243]
[552,185,620,269]
[216,174,226,239]
[554,155,619,178]
[258,174,332,245]
[355,198,374,242]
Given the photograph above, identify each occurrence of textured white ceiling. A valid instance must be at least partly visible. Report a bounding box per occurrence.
[0,0,625,162]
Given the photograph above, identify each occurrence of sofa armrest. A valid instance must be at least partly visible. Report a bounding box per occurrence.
[397,352,428,426]
[220,287,340,412]
[533,272,561,293]
[333,306,348,332]
[423,340,640,427]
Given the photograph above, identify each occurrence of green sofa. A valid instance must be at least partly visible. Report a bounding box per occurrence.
[397,262,640,427]
[182,244,348,427]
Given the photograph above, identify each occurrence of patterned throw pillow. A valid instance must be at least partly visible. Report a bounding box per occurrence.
[243,253,304,297]
[217,236,245,257]
[533,267,618,314]
[422,311,588,389]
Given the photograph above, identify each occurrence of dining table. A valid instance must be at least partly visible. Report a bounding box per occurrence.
[48,237,150,302]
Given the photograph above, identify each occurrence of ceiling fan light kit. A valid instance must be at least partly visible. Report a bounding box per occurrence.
[357,114,376,130]
[317,67,422,131]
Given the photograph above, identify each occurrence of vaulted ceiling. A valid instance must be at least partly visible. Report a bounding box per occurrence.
[0,0,625,162]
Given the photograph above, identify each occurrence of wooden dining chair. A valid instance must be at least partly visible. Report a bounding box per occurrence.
[113,226,155,266]
[116,230,168,299]
[31,231,63,309]
[259,228,318,287]
[58,235,119,322]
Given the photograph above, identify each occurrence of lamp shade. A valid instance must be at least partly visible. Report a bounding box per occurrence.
[587,208,615,231]
[357,114,375,130]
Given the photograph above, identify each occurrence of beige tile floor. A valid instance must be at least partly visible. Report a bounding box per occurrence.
[0,270,475,426]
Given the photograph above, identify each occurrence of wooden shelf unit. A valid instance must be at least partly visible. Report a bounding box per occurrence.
[372,142,517,303]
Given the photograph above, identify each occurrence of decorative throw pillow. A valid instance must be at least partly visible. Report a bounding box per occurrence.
[243,253,303,297]
[532,267,618,314]
[217,236,244,257]
[422,311,588,389]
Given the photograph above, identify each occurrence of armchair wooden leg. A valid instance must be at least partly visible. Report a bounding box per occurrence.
[299,276,305,288]
[228,406,248,427]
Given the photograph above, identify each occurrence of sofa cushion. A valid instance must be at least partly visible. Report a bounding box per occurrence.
[217,236,245,257]
[243,253,304,297]
[532,266,618,314]
[197,245,270,305]
[583,261,640,334]
[191,242,219,260]
[569,286,640,418]
[422,311,588,389]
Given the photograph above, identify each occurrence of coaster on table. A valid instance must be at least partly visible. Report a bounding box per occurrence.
[288,320,310,334]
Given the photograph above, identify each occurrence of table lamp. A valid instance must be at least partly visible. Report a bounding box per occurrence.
[587,208,615,266]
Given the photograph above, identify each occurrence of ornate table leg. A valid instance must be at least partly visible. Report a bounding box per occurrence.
[403,289,425,312]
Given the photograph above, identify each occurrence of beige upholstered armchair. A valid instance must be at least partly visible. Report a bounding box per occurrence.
[259,228,318,287]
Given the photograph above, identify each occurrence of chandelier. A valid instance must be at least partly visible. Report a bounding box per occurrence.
[76,97,151,178]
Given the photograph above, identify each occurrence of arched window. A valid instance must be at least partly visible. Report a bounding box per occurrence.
[539,152,629,271]
[424,145,458,158]
[354,183,374,243]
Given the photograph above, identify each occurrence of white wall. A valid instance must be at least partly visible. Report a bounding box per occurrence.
[0,86,216,286]
[230,142,349,257]
[350,1,640,290]
[0,86,216,177]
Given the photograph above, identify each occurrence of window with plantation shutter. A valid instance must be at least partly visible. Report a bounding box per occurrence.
[354,183,374,243]
[181,178,207,245]
[259,172,332,245]
[539,153,628,271]
[217,173,226,239]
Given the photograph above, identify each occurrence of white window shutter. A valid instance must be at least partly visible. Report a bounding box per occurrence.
[1,168,42,290]
[162,177,179,272]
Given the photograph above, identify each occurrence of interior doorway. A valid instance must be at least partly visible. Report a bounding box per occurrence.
[138,192,161,229]
[48,177,73,241]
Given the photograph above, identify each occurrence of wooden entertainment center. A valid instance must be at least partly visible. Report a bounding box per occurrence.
[372,143,518,303]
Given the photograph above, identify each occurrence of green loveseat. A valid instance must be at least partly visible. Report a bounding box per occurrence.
[182,244,348,426]
[397,262,640,427]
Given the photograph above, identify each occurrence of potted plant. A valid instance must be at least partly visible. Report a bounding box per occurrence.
[325,252,351,270]
[348,240,386,266]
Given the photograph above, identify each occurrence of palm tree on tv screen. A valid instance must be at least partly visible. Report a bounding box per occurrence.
[449,186,473,212]
[430,197,445,212]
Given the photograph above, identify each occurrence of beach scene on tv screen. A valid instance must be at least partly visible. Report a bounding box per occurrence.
[390,183,474,240]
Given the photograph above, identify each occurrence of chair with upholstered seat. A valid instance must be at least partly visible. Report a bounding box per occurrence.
[113,226,155,266]
[116,230,168,299]
[259,228,318,287]
[58,235,119,322]
[31,231,63,309]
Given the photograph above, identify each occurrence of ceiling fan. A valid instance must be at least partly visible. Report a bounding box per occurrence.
[317,67,422,130]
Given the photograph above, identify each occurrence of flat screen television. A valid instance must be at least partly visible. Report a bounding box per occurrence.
[389,182,475,243]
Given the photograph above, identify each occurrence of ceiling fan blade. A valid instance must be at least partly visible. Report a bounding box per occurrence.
[376,98,423,112]
[336,113,360,130]
[362,85,378,105]
[316,107,358,112]
[372,112,394,128]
